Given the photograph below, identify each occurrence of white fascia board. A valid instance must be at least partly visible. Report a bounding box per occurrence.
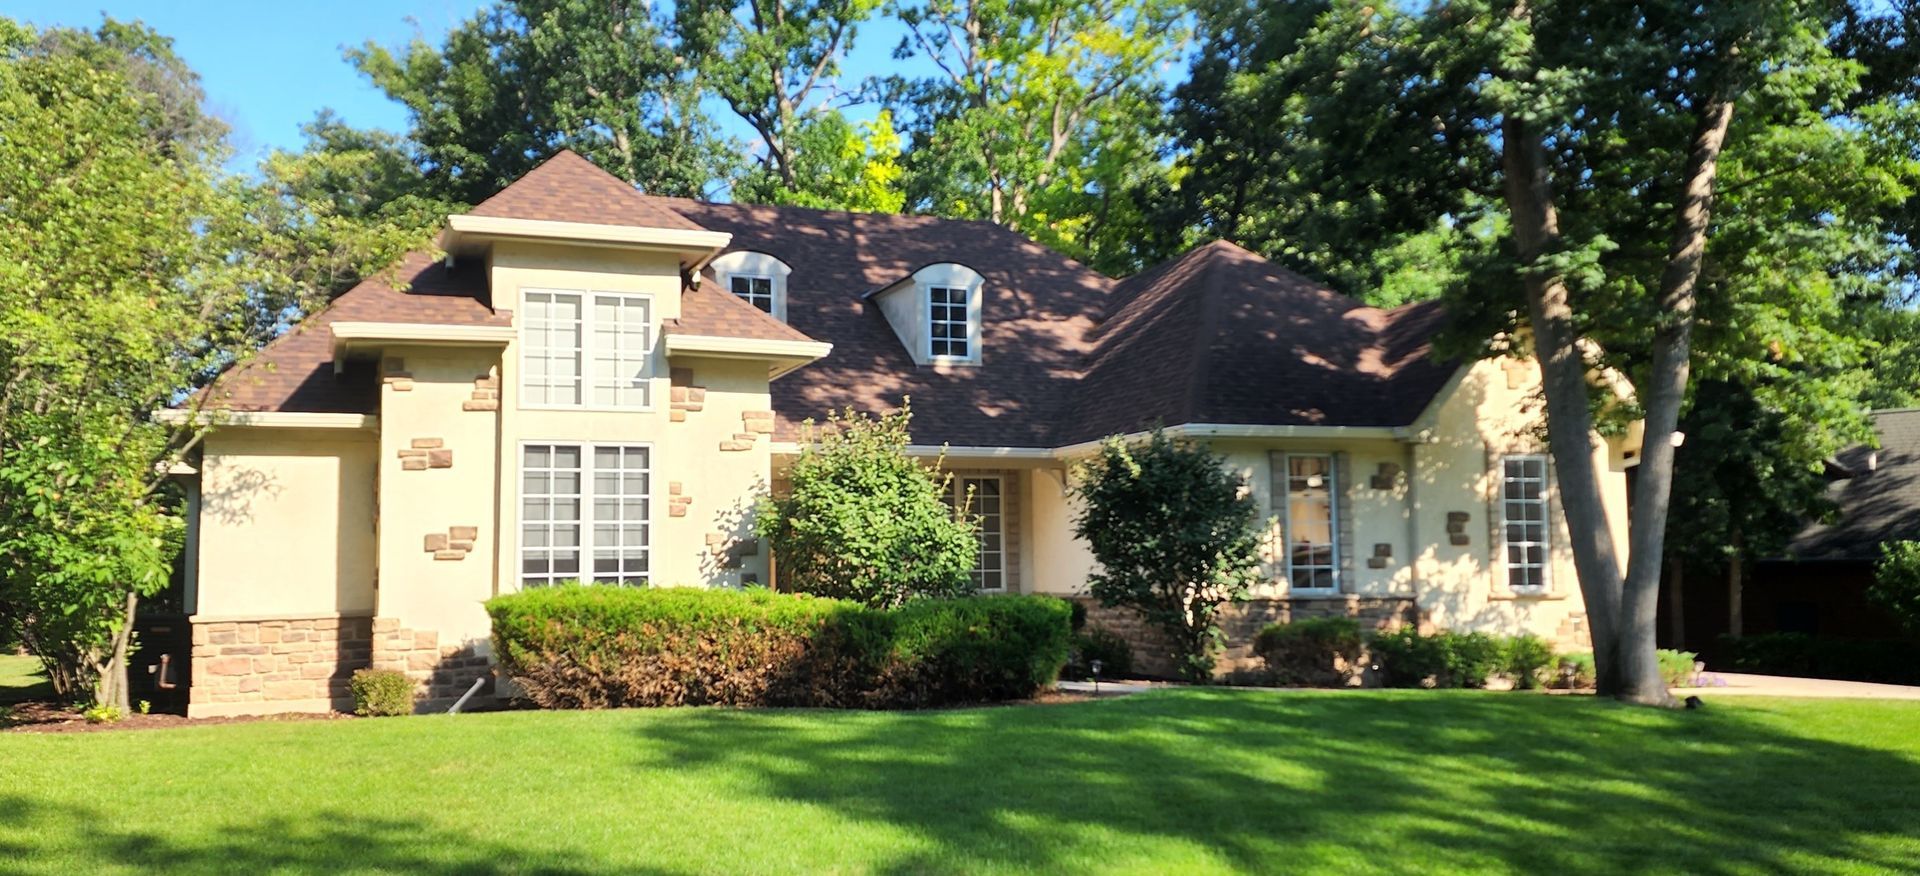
[331,322,518,374]
[663,334,832,379]
[442,214,732,256]
[153,410,378,430]
[904,444,1057,461]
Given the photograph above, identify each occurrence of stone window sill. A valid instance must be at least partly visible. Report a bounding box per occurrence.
[1488,590,1568,601]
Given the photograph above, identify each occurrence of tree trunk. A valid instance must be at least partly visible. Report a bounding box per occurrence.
[1499,108,1628,693]
[1666,556,1686,648]
[95,590,138,712]
[1728,525,1745,639]
[1614,96,1736,707]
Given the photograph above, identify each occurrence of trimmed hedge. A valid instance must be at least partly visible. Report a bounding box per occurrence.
[1716,633,1920,686]
[1369,628,1511,688]
[486,585,1072,709]
[1254,617,1365,687]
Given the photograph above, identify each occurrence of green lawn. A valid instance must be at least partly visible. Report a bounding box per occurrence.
[1,690,1916,874]
[0,653,52,704]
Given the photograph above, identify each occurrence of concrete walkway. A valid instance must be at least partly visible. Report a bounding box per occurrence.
[1674,672,1920,701]
[1060,674,1920,701]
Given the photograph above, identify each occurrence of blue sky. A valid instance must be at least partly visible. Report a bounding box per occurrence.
[9,1,925,169]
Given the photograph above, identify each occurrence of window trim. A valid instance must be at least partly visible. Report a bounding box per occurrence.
[947,474,1007,593]
[711,250,791,323]
[926,283,974,362]
[1497,453,1553,594]
[728,273,778,316]
[517,288,656,413]
[514,439,655,589]
[1282,452,1340,595]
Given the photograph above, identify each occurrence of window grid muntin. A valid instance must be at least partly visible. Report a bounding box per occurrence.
[520,443,582,586]
[1285,454,1338,592]
[928,285,970,359]
[520,288,652,410]
[520,442,651,589]
[1501,455,1551,592]
[946,476,1005,592]
[521,291,583,406]
[589,294,652,408]
[729,274,776,313]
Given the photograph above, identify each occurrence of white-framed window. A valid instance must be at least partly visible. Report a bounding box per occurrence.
[711,250,792,322]
[1499,454,1551,592]
[519,442,650,588]
[945,475,1006,592]
[929,285,971,359]
[520,288,652,410]
[729,274,775,313]
[1284,454,1339,592]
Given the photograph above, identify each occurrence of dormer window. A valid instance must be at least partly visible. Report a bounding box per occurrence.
[710,251,791,322]
[929,285,971,358]
[730,274,775,313]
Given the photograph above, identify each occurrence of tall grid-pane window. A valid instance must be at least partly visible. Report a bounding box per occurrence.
[946,476,1005,591]
[520,444,582,586]
[590,446,650,585]
[521,289,651,408]
[1501,455,1551,591]
[1285,455,1338,591]
[590,294,651,408]
[928,285,970,358]
[522,291,583,405]
[730,274,775,313]
[521,443,650,588]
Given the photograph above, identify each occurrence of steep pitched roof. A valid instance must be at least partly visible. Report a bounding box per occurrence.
[201,251,506,413]
[658,199,1114,447]
[1063,241,1454,444]
[1787,409,1920,561]
[468,150,706,231]
[670,277,816,343]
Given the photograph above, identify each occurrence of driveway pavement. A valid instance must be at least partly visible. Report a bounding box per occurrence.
[1675,672,1920,701]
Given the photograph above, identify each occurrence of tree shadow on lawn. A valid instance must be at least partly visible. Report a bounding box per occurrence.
[628,691,1920,874]
[0,796,663,876]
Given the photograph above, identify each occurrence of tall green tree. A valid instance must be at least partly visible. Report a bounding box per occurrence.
[675,0,893,208]
[350,0,732,205]
[883,0,1185,270]
[0,18,248,709]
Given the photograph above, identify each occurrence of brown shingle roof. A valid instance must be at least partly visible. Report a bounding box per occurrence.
[468,149,706,231]
[659,199,1114,446]
[200,251,506,413]
[1065,241,1454,443]
[1787,409,1920,561]
[670,277,817,343]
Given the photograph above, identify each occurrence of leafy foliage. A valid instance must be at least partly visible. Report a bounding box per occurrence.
[349,669,415,717]
[1716,633,1920,686]
[1253,617,1365,687]
[754,405,978,608]
[486,585,1070,708]
[1065,627,1134,681]
[349,0,731,205]
[1071,431,1264,681]
[1872,541,1920,636]
[1368,629,1509,690]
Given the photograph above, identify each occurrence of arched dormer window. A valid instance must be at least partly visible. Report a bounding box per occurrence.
[914,263,984,365]
[710,250,792,322]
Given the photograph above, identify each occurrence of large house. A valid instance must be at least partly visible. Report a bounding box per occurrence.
[159,151,1638,716]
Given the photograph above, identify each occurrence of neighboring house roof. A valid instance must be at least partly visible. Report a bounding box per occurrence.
[201,251,505,413]
[1066,240,1453,444]
[1786,409,1920,562]
[198,151,1462,448]
[467,150,706,231]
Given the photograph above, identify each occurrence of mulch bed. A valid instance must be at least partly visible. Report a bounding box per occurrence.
[2,701,357,734]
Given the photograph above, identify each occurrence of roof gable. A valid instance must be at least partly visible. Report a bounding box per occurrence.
[467,150,706,232]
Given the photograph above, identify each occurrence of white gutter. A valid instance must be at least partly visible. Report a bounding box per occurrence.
[662,334,833,380]
[153,410,378,431]
[331,322,519,374]
[1049,422,1407,459]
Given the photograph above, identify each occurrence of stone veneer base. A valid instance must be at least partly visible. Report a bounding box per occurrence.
[188,614,496,717]
[1075,596,1419,680]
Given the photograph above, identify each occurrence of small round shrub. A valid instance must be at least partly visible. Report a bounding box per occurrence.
[350,668,414,717]
[1503,635,1556,690]
[1254,617,1365,687]
[1066,627,1135,680]
[1370,628,1506,689]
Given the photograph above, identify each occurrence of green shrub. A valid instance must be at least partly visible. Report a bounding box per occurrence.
[1065,627,1134,680]
[1551,649,1697,690]
[1503,635,1557,690]
[350,669,414,717]
[487,585,1072,709]
[1872,541,1920,635]
[1717,633,1920,686]
[1254,617,1365,687]
[81,702,122,724]
[1369,628,1507,689]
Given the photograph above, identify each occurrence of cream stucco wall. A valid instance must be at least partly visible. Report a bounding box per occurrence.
[195,429,376,619]
[489,241,775,596]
